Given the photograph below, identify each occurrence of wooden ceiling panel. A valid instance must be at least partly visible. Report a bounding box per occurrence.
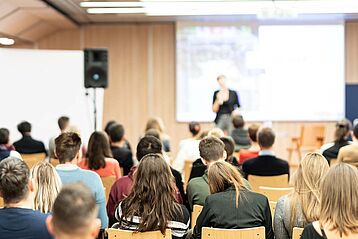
[0,10,39,35]
[11,0,47,8]
[27,8,76,28]
[0,2,18,19]
[18,21,58,41]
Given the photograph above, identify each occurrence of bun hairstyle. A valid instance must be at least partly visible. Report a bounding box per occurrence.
[335,119,352,143]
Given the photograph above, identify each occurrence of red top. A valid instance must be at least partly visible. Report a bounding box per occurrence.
[78,158,122,180]
[238,149,259,164]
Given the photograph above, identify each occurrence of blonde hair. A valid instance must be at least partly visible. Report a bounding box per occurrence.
[208,161,244,208]
[145,117,165,134]
[320,163,358,237]
[288,152,329,230]
[208,128,225,138]
[30,161,62,213]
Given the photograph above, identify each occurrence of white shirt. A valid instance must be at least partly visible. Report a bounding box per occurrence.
[172,138,200,173]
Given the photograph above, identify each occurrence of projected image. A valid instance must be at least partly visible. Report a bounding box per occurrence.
[176,23,344,122]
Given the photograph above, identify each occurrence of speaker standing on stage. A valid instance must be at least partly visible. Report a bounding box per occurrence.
[212,75,240,134]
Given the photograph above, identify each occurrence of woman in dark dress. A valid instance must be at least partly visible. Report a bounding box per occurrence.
[301,163,358,239]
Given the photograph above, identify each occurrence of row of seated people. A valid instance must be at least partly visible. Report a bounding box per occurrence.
[1,124,358,239]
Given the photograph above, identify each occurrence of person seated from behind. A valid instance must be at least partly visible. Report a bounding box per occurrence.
[78,131,121,180]
[321,119,351,164]
[230,114,251,150]
[13,121,47,155]
[242,127,289,178]
[220,136,241,169]
[239,123,260,164]
[30,161,62,213]
[107,136,183,227]
[187,136,251,210]
[0,157,52,239]
[338,123,358,167]
[173,121,201,173]
[188,128,225,181]
[191,161,274,239]
[54,132,108,231]
[301,163,358,239]
[0,128,21,161]
[46,183,101,239]
[113,154,189,239]
[145,117,171,152]
[49,116,70,160]
[104,120,132,151]
[274,153,329,239]
[108,124,133,176]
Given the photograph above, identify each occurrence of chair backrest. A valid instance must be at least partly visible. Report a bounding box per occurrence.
[183,160,193,190]
[101,176,116,202]
[292,227,304,239]
[192,205,204,228]
[21,153,46,169]
[300,125,326,148]
[202,226,265,239]
[258,186,294,202]
[0,197,3,208]
[50,158,60,167]
[107,228,171,239]
[248,174,289,192]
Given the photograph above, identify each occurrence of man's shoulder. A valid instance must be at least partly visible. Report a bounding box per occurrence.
[188,175,207,187]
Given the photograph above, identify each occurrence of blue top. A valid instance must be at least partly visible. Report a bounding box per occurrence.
[0,207,53,239]
[56,165,108,229]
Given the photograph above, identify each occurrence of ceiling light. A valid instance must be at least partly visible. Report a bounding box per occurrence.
[0,37,15,46]
[87,8,145,14]
[80,2,144,7]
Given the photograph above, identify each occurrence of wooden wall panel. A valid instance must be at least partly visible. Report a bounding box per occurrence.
[31,22,346,163]
[346,21,358,84]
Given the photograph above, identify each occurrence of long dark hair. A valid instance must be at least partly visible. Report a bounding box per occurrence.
[120,154,181,234]
[86,131,113,170]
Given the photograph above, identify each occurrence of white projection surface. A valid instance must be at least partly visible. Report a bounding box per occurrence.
[0,49,103,147]
[176,23,345,122]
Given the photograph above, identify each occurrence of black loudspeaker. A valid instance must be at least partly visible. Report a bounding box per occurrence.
[84,48,108,88]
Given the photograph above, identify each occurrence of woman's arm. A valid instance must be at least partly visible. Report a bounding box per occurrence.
[191,201,214,239]
[274,197,290,239]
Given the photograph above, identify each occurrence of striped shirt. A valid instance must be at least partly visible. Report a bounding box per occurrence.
[113,202,190,239]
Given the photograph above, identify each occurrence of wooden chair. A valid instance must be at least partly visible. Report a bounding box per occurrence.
[50,158,60,167]
[107,228,171,239]
[202,226,265,239]
[192,205,204,228]
[101,176,116,202]
[248,174,289,192]
[292,227,304,239]
[287,125,326,164]
[183,160,193,191]
[0,197,3,208]
[21,153,46,169]
[269,201,277,219]
[258,186,294,201]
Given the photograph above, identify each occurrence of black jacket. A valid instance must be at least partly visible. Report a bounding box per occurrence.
[191,188,274,239]
[13,136,47,155]
[242,155,289,179]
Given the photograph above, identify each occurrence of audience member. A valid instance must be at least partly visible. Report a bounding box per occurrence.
[13,121,47,155]
[274,153,330,239]
[0,128,21,161]
[207,127,225,138]
[107,136,183,226]
[30,161,62,213]
[46,183,100,239]
[242,127,289,178]
[54,132,108,230]
[321,119,351,163]
[113,154,189,239]
[301,163,358,239]
[239,124,260,164]
[337,122,358,167]
[104,120,132,151]
[79,131,121,180]
[108,124,133,176]
[49,116,70,159]
[191,161,274,239]
[173,121,201,173]
[0,157,52,238]
[145,117,171,152]
[231,114,250,150]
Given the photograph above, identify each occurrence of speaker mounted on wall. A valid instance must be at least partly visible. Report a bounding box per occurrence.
[84,48,108,88]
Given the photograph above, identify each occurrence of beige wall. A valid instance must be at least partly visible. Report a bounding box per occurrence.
[33,21,358,163]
